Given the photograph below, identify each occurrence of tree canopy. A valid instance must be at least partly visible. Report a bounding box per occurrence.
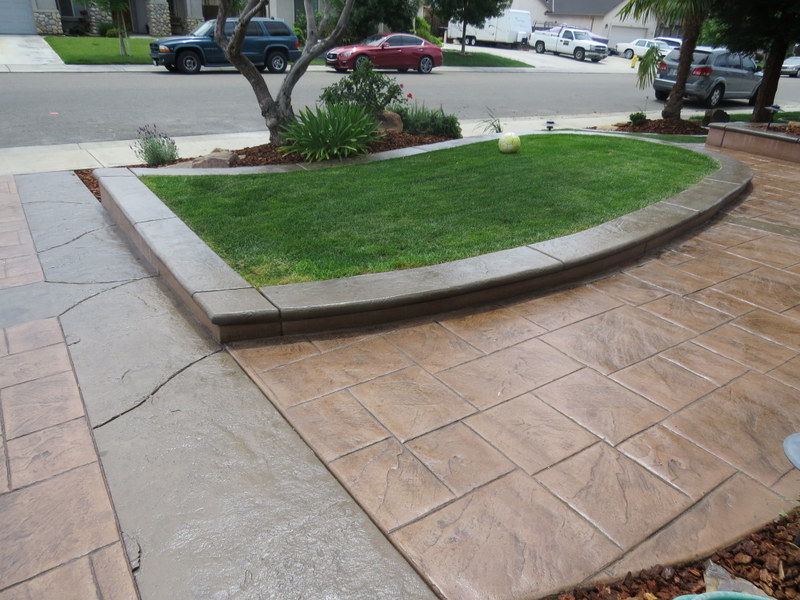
[335,0,423,43]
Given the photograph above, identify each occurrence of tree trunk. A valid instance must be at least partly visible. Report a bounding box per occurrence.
[662,13,703,120]
[751,38,789,122]
[215,0,356,145]
[461,20,467,54]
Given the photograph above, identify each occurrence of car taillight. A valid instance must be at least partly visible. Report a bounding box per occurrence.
[295,39,300,49]
[692,66,713,76]
[657,61,667,72]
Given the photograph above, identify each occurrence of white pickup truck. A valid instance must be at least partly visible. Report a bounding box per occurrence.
[531,27,609,61]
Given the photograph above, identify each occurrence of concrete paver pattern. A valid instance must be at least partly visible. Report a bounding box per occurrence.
[230,150,800,600]
[0,176,138,598]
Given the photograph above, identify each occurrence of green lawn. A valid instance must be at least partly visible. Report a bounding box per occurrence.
[690,110,800,123]
[45,35,154,64]
[142,134,717,286]
[442,50,530,67]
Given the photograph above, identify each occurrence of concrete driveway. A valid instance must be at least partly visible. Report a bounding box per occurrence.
[0,34,63,65]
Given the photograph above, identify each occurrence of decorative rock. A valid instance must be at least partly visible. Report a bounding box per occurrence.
[704,559,772,597]
[377,110,404,134]
[192,151,240,168]
[702,109,731,126]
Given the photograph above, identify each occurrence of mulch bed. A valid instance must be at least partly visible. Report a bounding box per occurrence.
[73,124,800,599]
[550,512,800,600]
[614,118,709,136]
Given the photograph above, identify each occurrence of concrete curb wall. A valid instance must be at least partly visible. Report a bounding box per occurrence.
[97,132,752,342]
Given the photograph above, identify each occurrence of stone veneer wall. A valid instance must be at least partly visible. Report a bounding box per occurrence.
[147,1,171,37]
[34,10,63,34]
[185,17,204,32]
[87,3,112,35]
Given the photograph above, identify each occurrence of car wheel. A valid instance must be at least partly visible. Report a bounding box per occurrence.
[418,55,434,74]
[705,84,724,108]
[176,50,201,74]
[535,41,545,53]
[574,47,585,61]
[792,71,798,78]
[654,89,669,101]
[623,49,634,59]
[467,36,476,46]
[354,55,371,70]
[266,51,287,73]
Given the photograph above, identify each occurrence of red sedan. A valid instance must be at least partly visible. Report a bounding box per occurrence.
[326,33,443,74]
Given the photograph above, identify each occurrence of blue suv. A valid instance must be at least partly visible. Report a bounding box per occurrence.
[150,18,301,74]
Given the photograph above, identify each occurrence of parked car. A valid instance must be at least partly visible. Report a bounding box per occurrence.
[615,38,670,59]
[654,47,762,108]
[325,33,443,74]
[781,56,800,77]
[150,17,301,74]
[655,36,682,49]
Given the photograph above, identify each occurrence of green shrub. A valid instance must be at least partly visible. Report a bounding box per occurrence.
[105,28,119,37]
[629,111,648,127]
[131,124,179,166]
[389,103,462,138]
[279,103,382,162]
[97,21,115,36]
[319,62,408,116]
[414,16,442,46]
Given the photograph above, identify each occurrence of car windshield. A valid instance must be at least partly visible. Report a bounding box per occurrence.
[193,21,215,36]
[573,31,591,40]
[363,34,388,46]
[786,57,800,64]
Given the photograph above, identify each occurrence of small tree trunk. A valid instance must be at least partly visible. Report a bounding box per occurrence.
[662,14,703,120]
[751,39,788,122]
[461,21,467,54]
[115,11,130,56]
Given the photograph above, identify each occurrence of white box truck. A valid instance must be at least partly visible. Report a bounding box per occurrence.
[448,9,531,47]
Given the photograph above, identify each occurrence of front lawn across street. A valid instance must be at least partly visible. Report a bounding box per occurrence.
[44,35,154,64]
[141,134,717,286]
[43,36,530,68]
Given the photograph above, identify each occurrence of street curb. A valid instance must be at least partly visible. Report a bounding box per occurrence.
[96,132,751,342]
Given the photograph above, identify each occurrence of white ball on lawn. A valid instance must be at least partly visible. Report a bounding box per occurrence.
[498,132,521,154]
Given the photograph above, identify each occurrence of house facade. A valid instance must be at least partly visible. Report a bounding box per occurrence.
[0,0,299,37]
[510,0,661,46]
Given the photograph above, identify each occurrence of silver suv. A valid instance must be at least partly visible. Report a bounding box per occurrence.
[653,47,762,108]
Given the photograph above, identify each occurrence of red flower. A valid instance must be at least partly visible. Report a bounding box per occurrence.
[400,83,404,88]
[407,93,413,99]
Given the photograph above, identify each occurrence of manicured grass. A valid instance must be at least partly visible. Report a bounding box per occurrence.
[45,35,154,64]
[443,50,529,67]
[689,110,800,123]
[142,134,717,286]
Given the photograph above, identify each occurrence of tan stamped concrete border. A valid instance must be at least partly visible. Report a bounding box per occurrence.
[95,132,752,342]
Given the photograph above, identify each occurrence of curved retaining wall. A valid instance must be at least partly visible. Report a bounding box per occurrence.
[96,133,752,342]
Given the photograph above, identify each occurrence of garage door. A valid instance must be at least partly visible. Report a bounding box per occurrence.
[0,0,37,34]
[608,26,648,50]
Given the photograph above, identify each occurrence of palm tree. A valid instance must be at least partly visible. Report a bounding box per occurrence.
[618,0,714,119]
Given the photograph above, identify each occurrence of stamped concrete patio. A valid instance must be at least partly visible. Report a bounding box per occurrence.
[228,149,800,600]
